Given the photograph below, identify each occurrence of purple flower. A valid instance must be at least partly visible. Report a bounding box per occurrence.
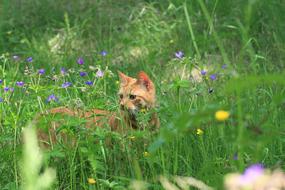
[26,57,33,62]
[38,69,45,75]
[10,87,14,92]
[175,51,184,59]
[60,67,66,75]
[62,82,72,88]
[0,79,2,84]
[4,87,9,92]
[77,57,84,65]
[210,74,217,81]
[0,97,3,102]
[100,50,107,56]
[201,70,207,76]
[233,153,238,160]
[241,164,264,184]
[16,81,25,87]
[47,94,59,102]
[79,71,87,77]
[222,64,227,69]
[85,81,93,86]
[96,70,104,78]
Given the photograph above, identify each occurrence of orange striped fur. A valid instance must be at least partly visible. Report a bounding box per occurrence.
[36,71,159,148]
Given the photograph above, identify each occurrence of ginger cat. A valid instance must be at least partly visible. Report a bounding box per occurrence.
[37,71,159,147]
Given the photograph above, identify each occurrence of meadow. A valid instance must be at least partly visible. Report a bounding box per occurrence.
[0,0,285,189]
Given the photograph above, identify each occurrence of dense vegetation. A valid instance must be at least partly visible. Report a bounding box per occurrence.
[0,0,284,189]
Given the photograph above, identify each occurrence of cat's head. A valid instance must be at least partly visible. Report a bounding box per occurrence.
[118,71,156,115]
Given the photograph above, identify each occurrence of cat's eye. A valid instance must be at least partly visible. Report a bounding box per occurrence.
[119,94,123,99]
[129,94,136,100]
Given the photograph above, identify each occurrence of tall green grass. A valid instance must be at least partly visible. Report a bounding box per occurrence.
[0,0,284,189]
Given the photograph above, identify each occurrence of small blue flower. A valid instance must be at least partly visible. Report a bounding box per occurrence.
[77,57,84,65]
[38,69,45,75]
[201,70,207,76]
[79,71,87,77]
[4,87,9,92]
[96,70,104,78]
[16,81,25,87]
[26,57,33,62]
[233,153,238,160]
[62,82,72,88]
[10,87,14,92]
[222,64,227,69]
[0,97,3,102]
[85,81,93,86]
[100,50,107,56]
[60,67,66,75]
[47,94,59,102]
[0,79,2,84]
[210,74,217,81]
[175,51,184,59]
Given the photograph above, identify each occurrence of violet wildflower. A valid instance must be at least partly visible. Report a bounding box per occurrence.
[222,64,227,69]
[60,67,66,75]
[4,87,9,92]
[233,153,238,160]
[201,70,207,76]
[85,81,93,86]
[16,81,25,87]
[79,71,87,77]
[96,70,104,78]
[241,164,264,184]
[175,51,184,59]
[0,97,3,102]
[62,82,72,88]
[100,50,107,56]
[47,94,59,102]
[38,69,45,75]
[26,57,33,62]
[0,79,2,84]
[10,87,14,92]
[77,57,84,65]
[210,74,217,81]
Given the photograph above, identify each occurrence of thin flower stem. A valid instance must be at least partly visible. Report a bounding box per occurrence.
[184,3,201,59]
[197,0,230,65]
[236,90,245,171]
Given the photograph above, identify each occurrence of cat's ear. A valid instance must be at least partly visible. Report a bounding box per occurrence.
[137,71,154,91]
[118,71,133,86]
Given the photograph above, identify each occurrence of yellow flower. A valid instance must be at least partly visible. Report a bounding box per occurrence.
[129,136,136,141]
[87,178,96,184]
[140,108,147,113]
[196,128,204,135]
[143,151,150,157]
[215,110,230,121]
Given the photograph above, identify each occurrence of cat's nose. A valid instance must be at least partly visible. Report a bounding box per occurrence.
[120,104,126,110]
